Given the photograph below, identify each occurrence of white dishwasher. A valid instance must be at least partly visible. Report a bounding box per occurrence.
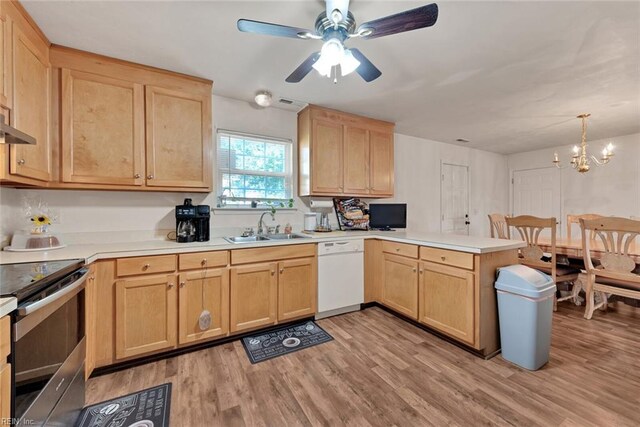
[316,239,364,319]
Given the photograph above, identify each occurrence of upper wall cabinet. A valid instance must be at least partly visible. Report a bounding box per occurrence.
[51,46,213,192]
[0,0,52,185]
[145,86,211,189]
[61,69,145,186]
[298,105,394,198]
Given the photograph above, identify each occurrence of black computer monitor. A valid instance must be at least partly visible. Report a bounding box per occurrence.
[369,204,407,230]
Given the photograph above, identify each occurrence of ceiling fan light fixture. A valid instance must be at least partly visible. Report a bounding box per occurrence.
[254,90,273,107]
[312,56,332,77]
[320,38,344,66]
[340,49,360,76]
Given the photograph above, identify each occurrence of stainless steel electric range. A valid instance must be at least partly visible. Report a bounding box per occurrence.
[0,259,87,426]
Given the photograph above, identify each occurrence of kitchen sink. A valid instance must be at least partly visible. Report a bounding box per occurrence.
[223,233,310,243]
[224,235,271,243]
[266,233,310,240]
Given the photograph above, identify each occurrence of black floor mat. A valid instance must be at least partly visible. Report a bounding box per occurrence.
[241,321,333,363]
[76,383,171,427]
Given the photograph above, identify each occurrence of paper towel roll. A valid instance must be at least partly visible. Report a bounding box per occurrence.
[310,200,333,209]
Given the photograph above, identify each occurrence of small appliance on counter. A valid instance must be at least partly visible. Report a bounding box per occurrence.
[309,199,333,232]
[194,204,211,242]
[175,199,210,243]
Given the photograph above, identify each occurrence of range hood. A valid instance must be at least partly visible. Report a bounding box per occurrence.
[0,114,36,145]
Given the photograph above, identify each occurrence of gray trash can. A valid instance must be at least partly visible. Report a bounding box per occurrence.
[495,264,556,370]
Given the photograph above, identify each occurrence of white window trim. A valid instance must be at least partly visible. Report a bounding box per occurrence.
[216,129,294,208]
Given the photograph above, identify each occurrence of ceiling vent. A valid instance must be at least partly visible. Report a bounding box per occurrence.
[456,138,470,143]
[279,98,294,105]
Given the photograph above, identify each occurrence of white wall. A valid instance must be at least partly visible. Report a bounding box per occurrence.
[507,132,640,237]
[0,95,510,242]
[389,134,509,237]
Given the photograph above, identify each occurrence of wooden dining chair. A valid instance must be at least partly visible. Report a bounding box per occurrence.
[506,215,582,310]
[579,217,640,319]
[488,213,510,239]
[567,214,603,240]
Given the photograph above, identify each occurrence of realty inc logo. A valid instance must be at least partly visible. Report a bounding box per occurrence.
[1,418,35,425]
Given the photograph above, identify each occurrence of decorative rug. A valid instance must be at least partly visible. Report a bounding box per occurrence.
[76,383,171,427]
[241,320,333,364]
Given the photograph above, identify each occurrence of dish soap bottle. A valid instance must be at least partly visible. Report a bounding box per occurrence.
[284,223,293,234]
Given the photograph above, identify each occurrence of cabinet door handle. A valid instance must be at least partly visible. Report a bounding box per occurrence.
[17,159,25,165]
[412,268,417,273]
[441,256,446,261]
[280,268,284,274]
[147,174,154,180]
[201,259,207,266]
[179,282,186,288]
[419,270,423,275]
[396,248,400,252]
[271,270,275,276]
[168,283,174,289]
[134,173,141,178]
[142,263,150,270]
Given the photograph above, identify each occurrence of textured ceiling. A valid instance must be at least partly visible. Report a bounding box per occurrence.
[23,1,640,154]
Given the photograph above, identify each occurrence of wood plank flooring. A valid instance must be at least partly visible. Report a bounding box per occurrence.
[86,303,640,426]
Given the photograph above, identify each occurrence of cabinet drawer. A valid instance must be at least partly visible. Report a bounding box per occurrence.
[231,244,316,265]
[116,255,176,277]
[420,247,474,270]
[382,241,418,259]
[179,251,228,270]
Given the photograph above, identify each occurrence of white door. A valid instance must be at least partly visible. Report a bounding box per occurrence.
[512,167,561,228]
[441,163,469,235]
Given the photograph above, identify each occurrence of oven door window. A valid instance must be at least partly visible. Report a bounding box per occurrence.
[14,290,84,419]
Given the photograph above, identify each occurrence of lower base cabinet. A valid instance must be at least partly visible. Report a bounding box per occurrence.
[1,316,10,423]
[115,274,178,359]
[277,258,317,321]
[178,268,229,345]
[381,253,419,319]
[419,262,475,346]
[230,263,278,333]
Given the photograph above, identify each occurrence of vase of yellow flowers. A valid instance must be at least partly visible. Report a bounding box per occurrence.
[4,197,65,251]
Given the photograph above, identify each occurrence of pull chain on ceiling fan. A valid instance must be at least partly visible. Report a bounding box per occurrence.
[237,1,439,83]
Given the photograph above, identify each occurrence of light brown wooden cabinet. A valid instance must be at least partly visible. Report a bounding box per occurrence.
[178,268,229,345]
[0,315,10,423]
[229,263,278,333]
[381,253,419,319]
[84,264,97,380]
[0,1,214,192]
[145,85,211,189]
[298,105,394,197]
[0,362,9,424]
[115,274,178,359]
[419,261,475,346]
[61,69,145,186]
[0,1,52,185]
[277,258,317,321]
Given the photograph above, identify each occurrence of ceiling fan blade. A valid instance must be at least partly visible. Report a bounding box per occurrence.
[285,52,321,83]
[358,3,438,40]
[350,49,382,82]
[237,19,315,39]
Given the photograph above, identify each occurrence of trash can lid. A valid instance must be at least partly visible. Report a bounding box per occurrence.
[495,264,556,299]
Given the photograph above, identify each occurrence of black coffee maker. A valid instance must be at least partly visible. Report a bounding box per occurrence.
[175,198,196,243]
[194,204,210,242]
[175,199,210,243]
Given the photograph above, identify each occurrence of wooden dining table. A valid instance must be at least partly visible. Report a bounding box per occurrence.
[538,237,640,263]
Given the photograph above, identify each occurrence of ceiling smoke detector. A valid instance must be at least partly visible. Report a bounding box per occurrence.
[254,90,273,107]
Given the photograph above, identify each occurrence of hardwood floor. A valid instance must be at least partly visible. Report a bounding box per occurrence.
[86,304,640,426]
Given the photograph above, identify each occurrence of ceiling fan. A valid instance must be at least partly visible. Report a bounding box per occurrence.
[237,0,439,83]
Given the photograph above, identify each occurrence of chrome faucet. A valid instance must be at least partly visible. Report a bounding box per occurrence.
[257,211,275,235]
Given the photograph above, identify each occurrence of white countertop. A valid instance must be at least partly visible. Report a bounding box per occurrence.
[0,231,525,265]
[0,297,16,318]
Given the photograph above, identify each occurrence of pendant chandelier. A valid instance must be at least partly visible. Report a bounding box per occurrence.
[552,113,614,173]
